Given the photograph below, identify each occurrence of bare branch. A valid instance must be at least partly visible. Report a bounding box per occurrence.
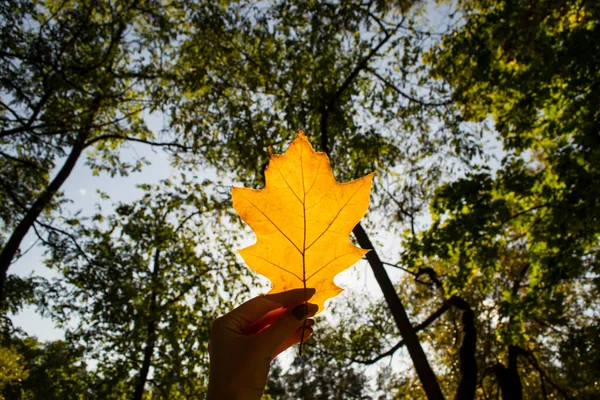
[498,204,551,227]
[353,301,451,365]
[330,20,405,109]
[367,67,451,107]
[85,134,192,151]
[0,89,55,138]
[34,220,96,268]
[514,347,571,399]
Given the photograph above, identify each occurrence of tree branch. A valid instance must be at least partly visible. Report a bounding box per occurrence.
[0,96,102,307]
[353,223,444,400]
[133,248,160,400]
[367,67,451,107]
[320,19,404,154]
[448,296,477,400]
[381,261,433,287]
[33,220,98,269]
[330,21,404,108]
[353,301,451,365]
[381,185,416,235]
[0,89,55,138]
[416,267,443,290]
[498,204,551,227]
[491,346,523,400]
[84,133,192,151]
[161,268,219,309]
[513,347,571,399]
[173,211,204,234]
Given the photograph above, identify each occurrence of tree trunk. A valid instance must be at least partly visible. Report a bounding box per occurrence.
[492,346,523,400]
[133,249,161,400]
[449,296,477,400]
[318,36,444,394]
[353,223,445,400]
[0,97,101,308]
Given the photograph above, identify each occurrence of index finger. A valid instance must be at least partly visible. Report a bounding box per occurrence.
[228,288,316,325]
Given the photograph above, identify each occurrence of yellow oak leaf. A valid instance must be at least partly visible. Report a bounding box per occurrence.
[232,131,374,313]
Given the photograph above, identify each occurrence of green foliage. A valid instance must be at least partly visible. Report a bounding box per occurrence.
[2,0,599,398]
[393,0,600,396]
[172,0,469,189]
[0,346,28,392]
[558,324,600,396]
[266,335,371,400]
[39,178,251,398]
[0,0,214,304]
[1,337,90,399]
[2,276,41,316]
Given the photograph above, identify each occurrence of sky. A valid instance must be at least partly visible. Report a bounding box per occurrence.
[10,126,420,393]
[8,0,471,385]
[9,153,416,400]
[11,140,175,340]
[9,111,408,349]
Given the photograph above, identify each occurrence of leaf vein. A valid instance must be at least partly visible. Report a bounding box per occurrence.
[305,157,323,197]
[247,254,303,282]
[305,182,366,251]
[273,160,304,205]
[306,253,349,282]
[237,191,302,254]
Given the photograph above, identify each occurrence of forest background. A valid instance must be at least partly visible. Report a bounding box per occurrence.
[0,0,598,398]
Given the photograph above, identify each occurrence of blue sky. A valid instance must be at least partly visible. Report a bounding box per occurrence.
[11,127,412,378]
[9,0,466,373]
[11,131,175,340]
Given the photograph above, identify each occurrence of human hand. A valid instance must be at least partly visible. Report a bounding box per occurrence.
[207,288,318,400]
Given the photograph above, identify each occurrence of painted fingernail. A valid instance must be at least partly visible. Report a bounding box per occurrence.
[307,303,319,316]
[292,304,308,320]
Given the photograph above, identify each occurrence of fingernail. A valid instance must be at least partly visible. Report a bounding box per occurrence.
[292,304,308,320]
[307,303,319,317]
[306,288,316,298]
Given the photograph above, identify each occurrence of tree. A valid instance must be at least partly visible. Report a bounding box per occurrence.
[323,0,600,397]
[173,1,476,397]
[0,336,91,399]
[403,0,599,397]
[0,346,29,394]
[266,343,370,400]
[0,0,216,306]
[297,277,477,399]
[171,0,599,397]
[38,178,251,399]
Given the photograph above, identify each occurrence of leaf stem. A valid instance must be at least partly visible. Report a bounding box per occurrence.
[300,133,307,355]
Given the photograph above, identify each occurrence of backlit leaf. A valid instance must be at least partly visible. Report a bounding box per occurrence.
[232,131,374,312]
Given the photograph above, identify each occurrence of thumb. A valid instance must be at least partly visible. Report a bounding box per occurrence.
[259,303,318,351]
